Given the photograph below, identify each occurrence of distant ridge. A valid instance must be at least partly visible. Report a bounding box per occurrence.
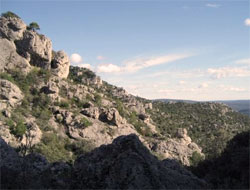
[155,99,250,116]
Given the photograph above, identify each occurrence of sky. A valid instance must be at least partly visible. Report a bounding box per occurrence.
[1,0,250,101]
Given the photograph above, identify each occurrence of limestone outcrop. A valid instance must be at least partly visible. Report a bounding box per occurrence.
[0,38,31,73]
[0,16,26,41]
[150,128,204,166]
[15,30,52,69]
[0,79,23,110]
[51,50,70,78]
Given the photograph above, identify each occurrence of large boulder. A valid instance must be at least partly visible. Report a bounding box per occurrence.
[0,79,23,110]
[15,30,52,69]
[0,16,26,41]
[0,38,31,73]
[99,107,125,126]
[150,128,204,166]
[72,134,206,189]
[51,51,70,79]
[81,107,100,119]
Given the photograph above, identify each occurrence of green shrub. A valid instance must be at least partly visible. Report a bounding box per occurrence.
[1,11,20,18]
[0,72,15,83]
[59,101,70,108]
[34,133,71,162]
[27,22,40,31]
[65,139,94,159]
[189,151,203,166]
[94,93,102,106]
[10,122,26,139]
[80,117,92,128]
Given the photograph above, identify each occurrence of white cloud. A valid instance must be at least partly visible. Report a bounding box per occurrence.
[228,87,246,92]
[207,67,250,79]
[245,18,250,26]
[206,3,220,8]
[198,83,208,88]
[235,58,250,65]
[70,53,82,63]
[97,63,121,73]
[96,53,193,73]
[78,63,92,69]
[96,55,106,60]
[179,80,187,85]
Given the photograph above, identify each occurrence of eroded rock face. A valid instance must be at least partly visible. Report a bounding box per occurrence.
[0,79,23,110]
[51,51,70,79]
[15,30,52,69]
[0,38,31,73]
[0,16,26,41]
[151,128,204,166]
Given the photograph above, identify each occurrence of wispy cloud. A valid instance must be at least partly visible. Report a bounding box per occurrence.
[207,66,250,79]
[97,53,193,73]
[198,83,208,88]
[235,58,250,65]
[96,55,106,60]
[206,3,220,8]
[245,18,250,26]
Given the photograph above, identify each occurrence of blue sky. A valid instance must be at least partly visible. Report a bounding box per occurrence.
[1,0,250,100]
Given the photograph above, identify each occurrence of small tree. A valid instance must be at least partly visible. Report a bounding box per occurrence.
[27,22,40,31]
[1,11,20,18]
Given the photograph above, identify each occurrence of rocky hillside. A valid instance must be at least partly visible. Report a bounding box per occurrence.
[0,12,250,189]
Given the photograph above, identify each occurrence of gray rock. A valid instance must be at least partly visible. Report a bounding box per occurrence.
[0,38,31,73]
[81,107,100,119]
[150,128,204,166]
[0,16,26,41]
[99,107,125,126]
[15,30,52,69]
[0,79,23,110]
[72,134,207,189]
[51,51,70,79]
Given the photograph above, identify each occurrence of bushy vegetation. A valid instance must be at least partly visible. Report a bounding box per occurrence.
[150,101,250,159]
[1,11,20,18]
[68,66,96,84]
[80,117,92,128]
[191,131,249,189]
[34,133,71,162]
[27,22,40,31]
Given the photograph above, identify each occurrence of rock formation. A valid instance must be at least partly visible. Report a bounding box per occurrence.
[51,50,70,78]
[15,30,52,69]
[0,79,23,110]
[0,16,26,41]
[0,135,207,189]
[0,38,31,73]
[150,128,204,166]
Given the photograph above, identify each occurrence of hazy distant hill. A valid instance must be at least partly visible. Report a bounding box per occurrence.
[156,99,250,116]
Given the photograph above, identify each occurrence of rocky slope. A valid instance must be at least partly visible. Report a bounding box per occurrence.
[0,12,250,189]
